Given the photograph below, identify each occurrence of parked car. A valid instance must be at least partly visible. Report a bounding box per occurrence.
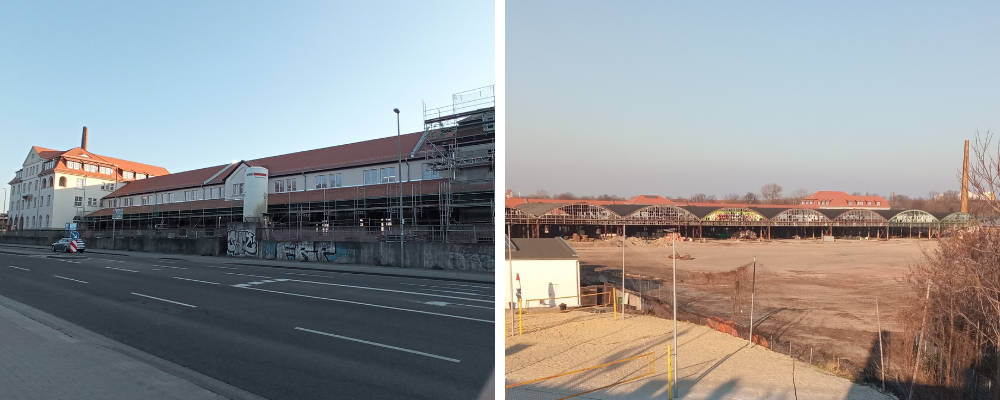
[52,238,86,253]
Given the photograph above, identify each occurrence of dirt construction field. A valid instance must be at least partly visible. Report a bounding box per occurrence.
[573,238,933,372]
[505,310,893,399]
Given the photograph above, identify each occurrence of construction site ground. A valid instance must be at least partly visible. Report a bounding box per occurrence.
[505,310,894,399]
[572,238,931,378]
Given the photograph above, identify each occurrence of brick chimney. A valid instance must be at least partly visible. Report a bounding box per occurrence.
[81,126,88,151]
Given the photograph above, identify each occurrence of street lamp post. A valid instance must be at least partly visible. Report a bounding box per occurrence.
[394,108,404,268]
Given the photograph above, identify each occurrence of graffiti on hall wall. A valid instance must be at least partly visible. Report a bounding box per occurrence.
[227,227,258,257]
[260,240,343,262]
[448,250,494,272]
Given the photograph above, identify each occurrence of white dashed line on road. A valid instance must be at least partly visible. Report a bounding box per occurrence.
[154,265,188,270]
[171,276,220,285]
[294,327,460,363]
[53,275,88,284]
[8,265,30,271]
[105,266,139,273]
[204,265,239,270]
[237,286,492,324]
[282,278,493,303]
[130,292,198,308]
[225,272,274,279]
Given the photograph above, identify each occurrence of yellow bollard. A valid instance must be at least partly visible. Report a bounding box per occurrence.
[613,287,618,320]
[667,344,672,399]
[518,298,523,335]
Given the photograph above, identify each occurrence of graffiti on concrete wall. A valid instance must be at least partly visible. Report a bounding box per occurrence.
[259,241,340,262]
[227,226,258,257]
[448,250,494,272]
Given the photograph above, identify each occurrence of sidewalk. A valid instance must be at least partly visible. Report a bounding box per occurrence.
[0,294,264,400]
[0,243,494,283]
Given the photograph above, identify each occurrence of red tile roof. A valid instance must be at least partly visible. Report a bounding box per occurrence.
[801,191,889,208]
[106,132,427,196]
[241,132,424,179]
[104,164,232,198]
[11,146,169,185]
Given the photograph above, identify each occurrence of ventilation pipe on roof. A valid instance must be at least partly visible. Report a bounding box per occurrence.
[81,126,88,151]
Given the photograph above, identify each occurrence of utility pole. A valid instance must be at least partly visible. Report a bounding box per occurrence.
[672,232,678,393]
[621,223,625,320]
[394,108,404,267]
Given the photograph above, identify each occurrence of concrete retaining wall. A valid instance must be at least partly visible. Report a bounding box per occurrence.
[0,229,494,272]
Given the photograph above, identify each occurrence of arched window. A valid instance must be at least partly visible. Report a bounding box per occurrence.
[59,177,67,187]
[48,177,53,187]
[45,215,50,228]
[41,179,46,189]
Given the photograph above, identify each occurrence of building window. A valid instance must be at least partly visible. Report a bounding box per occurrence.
[364,169,378,185]
[232,183,244,196]
[74,196,82,207]
[45,215,49,227]
[123,171,135,179]
[285,178,296,192]
[67,161,82,170]
[330,173,342,188]
[422,163,440,180]
[46,195,50,207]
[274,180,284,193]
[136,173,146,179]
[876,201,881,206]
[99,166,113,175]
[83,164,98,173]
[380,167,396,183]
[87,198,97,207]
[315,175,327,189]
[76,178,84,188]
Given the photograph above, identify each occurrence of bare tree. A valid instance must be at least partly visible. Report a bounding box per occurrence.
[743,192,758,204]
[723,192,742,202]
[968,131,1000,215]
[760,183,783,203]
[690,193,713,203]
[790,189,809,204]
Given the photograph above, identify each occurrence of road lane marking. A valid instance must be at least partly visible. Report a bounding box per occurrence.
[8,266,30,271]
[405,287,494,297]
[422,301,493,310]
[294,327,460,363]
[154,265,188,270]
[402,282,494,290]
[225,272,274,279]
[203,265,238,270]
[237,286,492,324]
[130,292,198,308]
[282,279,493,303]
[400,282,493,292]
[53,275,88,284]
[172,276,220,285]
[105,266,138,273]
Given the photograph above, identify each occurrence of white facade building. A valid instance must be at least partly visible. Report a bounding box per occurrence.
[6,128,167,230]
[505,238,582,308]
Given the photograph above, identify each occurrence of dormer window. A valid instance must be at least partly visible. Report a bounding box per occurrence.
[123,171,134,179]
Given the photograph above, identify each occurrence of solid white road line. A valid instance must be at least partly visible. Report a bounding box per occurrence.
[171,276,220,285]
[405,286,494,298]
[400,282,493,291]
[8,266,30,271]
[203,265,239,270]
[238,286,492,324]
[283,278,493,304]
[225,272,274,279]
[105,266,139,273]
[154,265,188,270]
[53,275,88,284]
[294,327,460,363]
[130,292,198,308]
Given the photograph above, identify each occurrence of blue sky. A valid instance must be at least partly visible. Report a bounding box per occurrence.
[0,1,493,212]
[507,1,999,199]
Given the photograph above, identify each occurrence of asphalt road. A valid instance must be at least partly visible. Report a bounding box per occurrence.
[0,249,494,400]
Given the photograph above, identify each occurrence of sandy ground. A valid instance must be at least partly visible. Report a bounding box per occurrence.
[572,238,934,370]
[505,310,894,399]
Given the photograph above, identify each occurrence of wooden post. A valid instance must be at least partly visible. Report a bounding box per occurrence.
[907,281,932,400]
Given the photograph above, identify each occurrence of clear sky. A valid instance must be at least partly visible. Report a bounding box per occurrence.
[507,1,999,199]
[0,1,493,212]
